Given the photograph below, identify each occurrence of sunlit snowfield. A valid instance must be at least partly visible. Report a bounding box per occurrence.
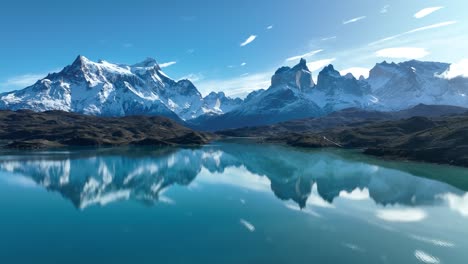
[0,140,467,264]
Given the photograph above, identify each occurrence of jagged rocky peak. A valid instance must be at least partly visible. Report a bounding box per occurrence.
[204,91,242,104]
[292,58,309,71]
[174,79,201,97]
[205,91,227,99]
[319,64,341,77]
[271,58,314,90]
[344,73,355,79]
[72,55,91,66]
[316,64,340,88]
[316,64,368,96]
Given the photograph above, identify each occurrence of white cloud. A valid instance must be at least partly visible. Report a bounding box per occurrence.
[414,6,444,19]
[240,62,247,66]
[240,219,255,232]
[343,16,366,24]
[409,235,455,248]
[375,47,429,59]
[307,184,335,208]
[307,58,336,72]
[340,67,370,79]
[1,174,37,188]
[267,25,273,30]
[380,5,390,14]
[285,49,323,62]
[197,166,271,192]
[321,36,336,41]
[414,250,440,264]
[408,21,457,34]
[437,59,468,79]
[339,188,370,200]
[369,21,457,46]
[194,70,272,98]
[179,73,204,82]
[240,73,249,77]
[0,73,46,92]
[376,208,427,222]
[240,35,257,47]
[159,61,177,68]
[441,192,468,217]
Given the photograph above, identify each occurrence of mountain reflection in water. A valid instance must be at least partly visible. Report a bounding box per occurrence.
[1,140,467,213]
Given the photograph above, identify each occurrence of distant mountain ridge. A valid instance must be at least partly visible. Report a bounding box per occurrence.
[191,59,468,130]
[1,56,468,130]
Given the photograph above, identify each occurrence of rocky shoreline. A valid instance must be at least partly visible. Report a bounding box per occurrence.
[217,105,468,167]
[262,115,468,167]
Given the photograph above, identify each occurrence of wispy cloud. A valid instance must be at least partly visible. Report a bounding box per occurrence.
[368,21,457,46]
[266,25,273,30]
[321,36,336,41]
[306,58,336,72]
[186,48,195,54]
[286,49,323,62]
[438,59,468,79]
[376,47,429,59]
[343,16,366,25]
[240,62,247,66]
[414,6,444,19]
[240,35,257,47]
[122,43,133,48]
[340,67,370,79]
[376,208,427,222]
[380,5,390,14]
[179,73,204,82]
[0,73,48,92]
[159,61,177,68]
[194,71,272,98]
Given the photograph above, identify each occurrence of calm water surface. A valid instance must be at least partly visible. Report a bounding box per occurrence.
[0,140,467,264]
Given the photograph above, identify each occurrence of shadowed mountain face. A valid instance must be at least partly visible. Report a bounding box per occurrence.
[0,141,466,209]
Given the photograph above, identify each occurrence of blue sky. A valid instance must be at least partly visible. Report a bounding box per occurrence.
[1,0,467,97]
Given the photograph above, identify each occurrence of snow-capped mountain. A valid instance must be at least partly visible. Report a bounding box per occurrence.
[189,59,374,130]
[200,91,243,116]
[191,59,468,130]
[368,60,468,110]
[0,56,242,121]
[2,56,468,131]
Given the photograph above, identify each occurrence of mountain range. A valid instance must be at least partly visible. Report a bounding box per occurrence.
[1,55,467,130]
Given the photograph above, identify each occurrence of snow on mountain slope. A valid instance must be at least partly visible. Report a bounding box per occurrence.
[200,91,243,115]
[2,56,468,130]
[311,64,376,113]
[0,56,240,121]
[189,59,374,130]
[367,60,468,110]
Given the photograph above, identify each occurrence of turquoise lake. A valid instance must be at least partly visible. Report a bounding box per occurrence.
[0,140,467,264]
